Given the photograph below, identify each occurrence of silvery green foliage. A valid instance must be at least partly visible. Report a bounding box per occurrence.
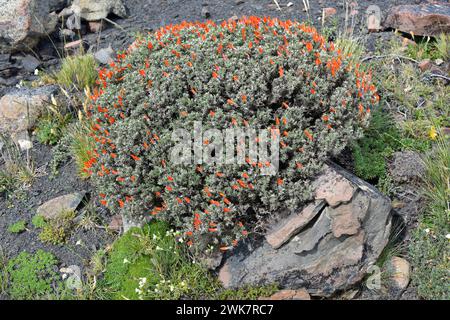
[88,18,378,250]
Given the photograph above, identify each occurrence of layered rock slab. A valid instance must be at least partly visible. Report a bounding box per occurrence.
[219,163,392,297]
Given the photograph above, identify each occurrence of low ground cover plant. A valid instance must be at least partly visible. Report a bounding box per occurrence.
[87,17,379,251]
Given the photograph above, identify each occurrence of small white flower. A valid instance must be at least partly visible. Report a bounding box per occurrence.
[178,237,184,243]
[123,258,130,264]
[75,240,83,246]
[424,228,430,234]
[156,246,163,251]
[446,234,450,239]
[62,274,68,280]
[34,69,39,76]
[169,285,174,292]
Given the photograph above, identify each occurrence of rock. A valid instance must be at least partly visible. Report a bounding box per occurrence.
[384,3,450,36]
[0,0,59,52]
[218,163,392,297]
[235,0,245,5]
[122,214,143,233]
[389,151,425,183]
[71,0,127,21]
[261,289,311,300]
[0,86,57,135]
[107,214,122,232]
[266,200,325,249]
[63,39,88,54]
[435,58,444,66]
[18,54,41,72]
[60,29,77,39]
[88,21,105,33]
[94,46,115,65]
[201,7,210,19]
[367,5,382,32]
[313,166,356,207]
[386,256,411,291]
[323,7,337,19]
[14,130,33,151]
[66,13,82,30]
[36,191,86,220]
[198,251,223,270]
[418,59,432,71]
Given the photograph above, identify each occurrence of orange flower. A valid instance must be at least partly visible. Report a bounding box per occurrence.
[279,66,284,77]
[304,129,314,141]
[306,42,313,52]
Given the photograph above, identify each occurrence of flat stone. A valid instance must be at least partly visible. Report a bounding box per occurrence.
[36,191,86,220]
[266,200,325,249]
[71,0,127,21]
[313,165,356,207]
[19,54,41,72]
[323,7,337,19]
[327,190,369,238]
[389,151,425,183]
[384,3,450,36]
[418,59,432,72]
[262,289,311,300]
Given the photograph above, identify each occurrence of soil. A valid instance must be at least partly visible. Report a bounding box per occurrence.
[0,0,434,300]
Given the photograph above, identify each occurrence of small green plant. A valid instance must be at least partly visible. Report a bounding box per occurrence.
[54,54,98,91]
[409,136,450,300]
[32,215,47,228]
[35,114,71,145]
[405,35,450,61]
[49,121,95,178]
[6,250,62,299]
[38,210,76,245]
[0,171,17,196]
[100,221,218,300]
[8,220,27,234]
[217,284,279,300]
[352,108,402,182]
[0,246,9,295]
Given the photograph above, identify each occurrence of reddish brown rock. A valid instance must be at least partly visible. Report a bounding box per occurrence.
[418,59,432,71]
[88,20,105,33]
[108,215,123,232]
[314,167,355,207]
[262,289,311,300]
[323,7,337,19]
[384,3,450,36]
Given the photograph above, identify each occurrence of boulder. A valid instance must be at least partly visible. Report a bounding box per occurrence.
[71,0,127,21]
[36,191,86,220]
[0,0,61,52]
[218,163,392,297]
[386,256,411,292]
[0,86,57,135]
[384,3,450,36]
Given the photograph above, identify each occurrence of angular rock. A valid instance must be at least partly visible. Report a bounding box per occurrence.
[107,214,122,232]
[384,3,450,36]
[327,190,369,238]
[71,0,127,21]
[0,86,57,135]
[261,289,310,300]
[389,151,425,183]
[88,21,105,33]
[94,46,115,65]
[418,59,432,72]
[323,7,337,19]
[313,165,356,207]
[0,0,59,52]
[18,55,41,72]
[386,256,410,291]
[218,163,392,297]
[266,200,325,249]
[36,191,86,220]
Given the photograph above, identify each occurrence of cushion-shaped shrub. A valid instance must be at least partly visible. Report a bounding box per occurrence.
[87,17,379,251]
